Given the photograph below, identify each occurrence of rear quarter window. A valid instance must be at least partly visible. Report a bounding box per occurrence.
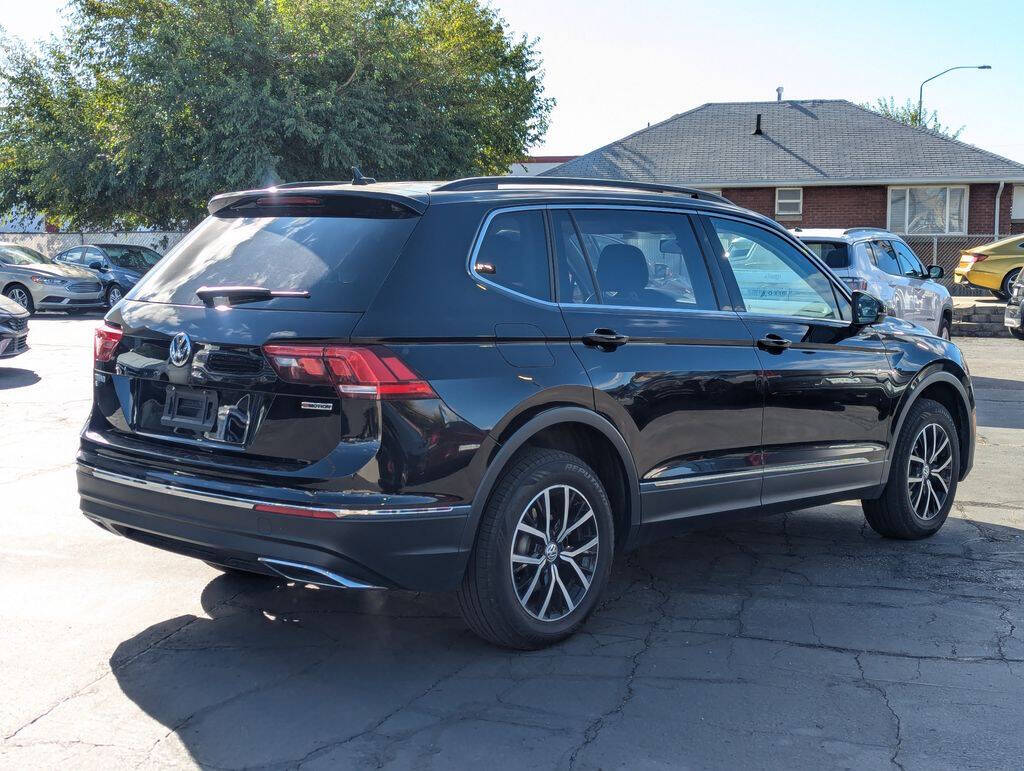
[127,197,420,312]
[802,241,850,269]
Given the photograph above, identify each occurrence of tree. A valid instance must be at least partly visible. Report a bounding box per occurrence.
[860,97,964,140]
[0,0,553,229]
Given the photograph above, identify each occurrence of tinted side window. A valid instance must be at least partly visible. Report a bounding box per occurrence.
[892,241,926,277]
[870,240,902,276]
[570,209,717,310]
[61,248,82,264]
[803,241,849,269]
[710,217,840,320]
[551,210,597,304]
[473,210,551,301]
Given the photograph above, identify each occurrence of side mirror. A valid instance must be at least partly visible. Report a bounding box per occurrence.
[928,265,944,279]
[89,261,103,270]
[851,291,886,326]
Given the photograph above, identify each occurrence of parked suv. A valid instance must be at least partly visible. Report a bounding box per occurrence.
[78,178,976,648]
[793,228,953,339]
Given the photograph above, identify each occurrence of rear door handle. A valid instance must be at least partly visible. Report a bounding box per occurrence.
[757,334,791,353]
[582,328,629,351]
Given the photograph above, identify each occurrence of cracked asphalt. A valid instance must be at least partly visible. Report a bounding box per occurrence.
[2,317,1023,769]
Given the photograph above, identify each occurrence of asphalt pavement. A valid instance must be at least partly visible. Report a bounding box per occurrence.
[1,316,1022,769]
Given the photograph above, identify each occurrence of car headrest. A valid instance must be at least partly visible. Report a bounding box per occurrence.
[597,244,649,295]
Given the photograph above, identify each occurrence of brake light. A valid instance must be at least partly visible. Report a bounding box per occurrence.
[961,253,988,265]
[94,324,122,363]
[842,277,869,292]
[262,344,436,399]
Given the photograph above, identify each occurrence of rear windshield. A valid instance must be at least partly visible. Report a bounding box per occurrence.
[127,197,419,312]
[802,241,850,269]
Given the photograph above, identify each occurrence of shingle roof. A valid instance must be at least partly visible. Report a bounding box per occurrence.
[543,100,1024,185]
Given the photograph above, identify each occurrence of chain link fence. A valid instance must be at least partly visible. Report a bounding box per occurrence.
[0,231,187,256]
[902,234,1001,297]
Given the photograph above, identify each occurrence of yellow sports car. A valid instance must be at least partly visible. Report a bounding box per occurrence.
[955,234,1024,299]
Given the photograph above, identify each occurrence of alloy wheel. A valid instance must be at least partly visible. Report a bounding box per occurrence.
[7,287,30,309]
[108,286,123,306]
[906,422,953,520]
[509,484,599,622]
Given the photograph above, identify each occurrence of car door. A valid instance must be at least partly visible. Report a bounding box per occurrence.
[892,240,938,333]
[867,240,916,322]
[700,215,895,508]
[551,206,765,525]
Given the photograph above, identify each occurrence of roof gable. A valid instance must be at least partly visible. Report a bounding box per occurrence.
[545,100,1024,185]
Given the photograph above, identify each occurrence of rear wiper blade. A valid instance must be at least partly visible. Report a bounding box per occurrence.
[195,286,311,307]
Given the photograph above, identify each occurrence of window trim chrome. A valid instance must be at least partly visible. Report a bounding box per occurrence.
[467,203,732,315]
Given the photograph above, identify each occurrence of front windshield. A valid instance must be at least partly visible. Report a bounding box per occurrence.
[0,245,52,265]
[100,245,162,270]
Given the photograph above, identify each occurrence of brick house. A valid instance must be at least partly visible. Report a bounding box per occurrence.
[545,100,1024,238]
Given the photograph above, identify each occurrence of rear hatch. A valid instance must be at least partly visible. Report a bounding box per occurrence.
[87,193,423,481]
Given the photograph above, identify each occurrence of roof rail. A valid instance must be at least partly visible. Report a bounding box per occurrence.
[433,176,731,204]
[842,227,887,235]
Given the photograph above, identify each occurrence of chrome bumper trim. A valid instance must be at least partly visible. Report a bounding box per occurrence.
[79,463,458,518]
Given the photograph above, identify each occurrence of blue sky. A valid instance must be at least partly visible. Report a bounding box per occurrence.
[5,0,1023,162]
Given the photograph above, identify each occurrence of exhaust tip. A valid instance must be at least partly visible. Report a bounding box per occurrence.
[258,558,380,589]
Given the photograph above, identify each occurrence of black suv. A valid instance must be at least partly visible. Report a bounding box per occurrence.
[78,177,975,648]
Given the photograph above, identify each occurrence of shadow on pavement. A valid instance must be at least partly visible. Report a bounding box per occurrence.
[109,506,1024,768]
[0,367,41,390]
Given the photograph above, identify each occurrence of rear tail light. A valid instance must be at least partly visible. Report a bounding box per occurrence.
[262,344,436,399]
[960,253,987,265]
[94,323,122,363]
[842,277,869,292]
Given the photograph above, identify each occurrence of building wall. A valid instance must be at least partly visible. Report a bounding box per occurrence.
[720,183,1020,234]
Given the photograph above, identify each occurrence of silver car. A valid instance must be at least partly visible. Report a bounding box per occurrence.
[0,243,106,315]
[793,228,953,339]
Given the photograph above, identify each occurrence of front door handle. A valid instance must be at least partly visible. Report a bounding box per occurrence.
[757,334,792,353]
[582,328,629,351]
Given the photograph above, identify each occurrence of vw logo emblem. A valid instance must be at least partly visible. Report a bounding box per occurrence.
[169,332,193,367]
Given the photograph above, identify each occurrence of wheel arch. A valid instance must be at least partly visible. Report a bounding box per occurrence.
[463,407,642,557]
[885,368,973,482]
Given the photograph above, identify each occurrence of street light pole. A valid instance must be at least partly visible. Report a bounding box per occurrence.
[918,65,992,125]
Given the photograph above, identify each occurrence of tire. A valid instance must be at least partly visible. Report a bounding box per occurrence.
[106,284,124,307]
[938,318,952,340]
[457,447,615,649]
[1010,326,1024,341]
[862,398,959,539]
[998,269,1021,302]
[4,284,34,315]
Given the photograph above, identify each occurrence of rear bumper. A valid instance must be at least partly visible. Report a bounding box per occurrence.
[953,269,998,291]
[77,461,473,591]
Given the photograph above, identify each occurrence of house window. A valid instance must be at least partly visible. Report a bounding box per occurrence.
[888,186,968,234]
[1012,185,1024,221]
[775,188,802,216]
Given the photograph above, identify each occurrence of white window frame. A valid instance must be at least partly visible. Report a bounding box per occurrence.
[775,187,803,217]
[1012,185,1024,221]
[887,185,969,235]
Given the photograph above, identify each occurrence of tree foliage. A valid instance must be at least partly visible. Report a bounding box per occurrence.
[0,0,553,228]
[860,97,964,140]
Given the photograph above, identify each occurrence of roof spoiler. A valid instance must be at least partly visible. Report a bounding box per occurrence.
[207,186,428,216]
[434,176,731,204]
